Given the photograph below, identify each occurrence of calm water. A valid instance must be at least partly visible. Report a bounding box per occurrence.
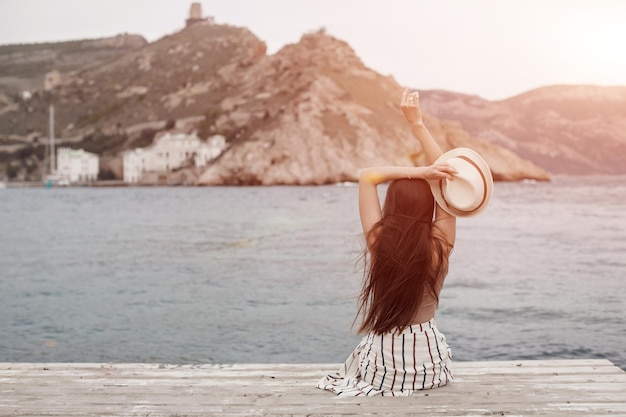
[0,177,624,369]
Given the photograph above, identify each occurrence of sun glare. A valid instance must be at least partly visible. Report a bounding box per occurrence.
[581,26,626,68]
[570,5,626,82]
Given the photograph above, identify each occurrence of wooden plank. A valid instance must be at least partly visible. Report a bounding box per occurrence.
[1,364,621,379]
[0,358,616,370]
[0,360,624,416]
[2,369,622,389]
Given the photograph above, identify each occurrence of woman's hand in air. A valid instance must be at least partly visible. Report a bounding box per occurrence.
[422,163,458,181]
[400,88,424,127]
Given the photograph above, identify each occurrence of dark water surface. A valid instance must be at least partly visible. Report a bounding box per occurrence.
[0,177,624,369]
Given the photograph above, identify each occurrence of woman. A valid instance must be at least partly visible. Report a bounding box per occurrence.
[317,88,458,396]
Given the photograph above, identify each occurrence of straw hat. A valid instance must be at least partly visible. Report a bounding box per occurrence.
[428,148,493,217]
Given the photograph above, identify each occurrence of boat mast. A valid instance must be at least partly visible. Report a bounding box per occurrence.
[49,104,55,174]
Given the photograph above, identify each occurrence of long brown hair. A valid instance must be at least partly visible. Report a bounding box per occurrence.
[356,179,449,335]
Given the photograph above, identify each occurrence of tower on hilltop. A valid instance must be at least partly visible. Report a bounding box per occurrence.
[186,2,213,27]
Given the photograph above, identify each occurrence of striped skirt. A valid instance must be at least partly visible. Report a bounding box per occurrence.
[317,319,453,396]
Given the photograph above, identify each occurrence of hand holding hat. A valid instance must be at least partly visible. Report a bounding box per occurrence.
[428,148,494,217]
[399,88,493,216]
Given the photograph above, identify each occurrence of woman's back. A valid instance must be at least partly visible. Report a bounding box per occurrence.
[357,178,453,334]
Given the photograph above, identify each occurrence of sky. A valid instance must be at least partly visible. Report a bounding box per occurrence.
[1,0,625,100]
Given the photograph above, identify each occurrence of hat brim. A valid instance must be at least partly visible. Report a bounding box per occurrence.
[428,148,494,217]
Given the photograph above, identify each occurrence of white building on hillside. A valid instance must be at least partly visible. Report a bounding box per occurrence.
[123,131,227,183]
[56,148,99,183]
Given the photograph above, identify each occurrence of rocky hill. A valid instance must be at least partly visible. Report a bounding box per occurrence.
[419,86,626,175]
[195,32,547,184]
[0,34,147,95]
[0,23,550,183]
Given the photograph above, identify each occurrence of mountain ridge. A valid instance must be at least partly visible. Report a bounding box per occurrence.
[419,85,626,175]
[5,23,620,183]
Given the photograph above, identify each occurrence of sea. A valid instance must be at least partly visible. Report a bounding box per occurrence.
[0,177,624,370]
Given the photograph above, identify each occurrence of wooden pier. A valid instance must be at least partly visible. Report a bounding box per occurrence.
[1,359,624,416]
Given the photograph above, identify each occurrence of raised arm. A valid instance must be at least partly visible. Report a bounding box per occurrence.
[400,88,456,249]
[400,89,444,164]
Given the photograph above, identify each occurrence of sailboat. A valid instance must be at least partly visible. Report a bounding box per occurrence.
[43,104,69,187]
